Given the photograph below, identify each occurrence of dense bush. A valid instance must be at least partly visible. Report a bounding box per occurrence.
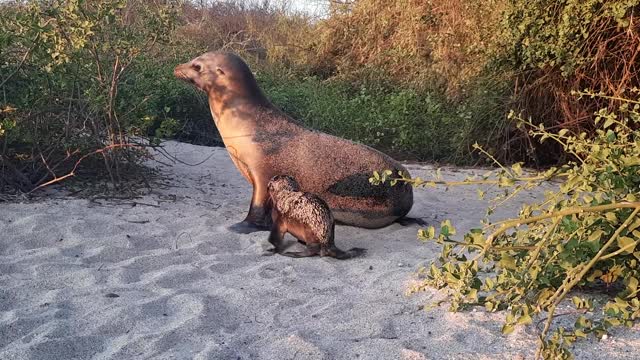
[501,0,640,163]
[309,0,505,95]
[2,0,639,195]
[120,58,218,146]
[166,0,511,163]
[0,0,180,193]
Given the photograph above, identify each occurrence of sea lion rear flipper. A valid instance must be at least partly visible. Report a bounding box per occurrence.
[325,246,367,260]
[281,243,320,258]
[396,216,428,227]
[282,249,320,258]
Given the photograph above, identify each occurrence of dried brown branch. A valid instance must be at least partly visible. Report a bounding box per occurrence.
[27,143,140,194]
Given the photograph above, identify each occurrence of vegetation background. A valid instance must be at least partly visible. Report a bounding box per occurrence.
[2,0,637,193]
[1,1,639,358]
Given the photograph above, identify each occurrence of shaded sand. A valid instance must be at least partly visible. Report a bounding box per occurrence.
[1,140,638,359]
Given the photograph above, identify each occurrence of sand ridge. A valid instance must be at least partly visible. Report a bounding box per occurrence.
[1,140,638,359]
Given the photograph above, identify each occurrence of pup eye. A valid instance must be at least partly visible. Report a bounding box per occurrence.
[192,63,202,72]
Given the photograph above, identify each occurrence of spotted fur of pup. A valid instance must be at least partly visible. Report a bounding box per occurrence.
[267,175,366,260]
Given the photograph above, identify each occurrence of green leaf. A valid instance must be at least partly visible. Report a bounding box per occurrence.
[499,254,517,270]
[485,301,495,311]
[588,229,604,242]
[517,313,532,325]
[511,162,523,176]
[418,226,436,241]
[499,176,515,187]
[501,324,515,335]
[617,236,637,254]
[440,220,456,236]
[575,329,587,338]
[627,277,638,294]
[603,117,615,129]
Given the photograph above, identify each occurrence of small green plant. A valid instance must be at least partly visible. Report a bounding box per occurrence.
[378,91,640,359]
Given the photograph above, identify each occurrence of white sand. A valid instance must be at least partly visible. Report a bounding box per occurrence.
[1,140,638,359]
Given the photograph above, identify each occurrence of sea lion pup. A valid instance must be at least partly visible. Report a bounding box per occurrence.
[266,175,366,259]
[174,52,414,233]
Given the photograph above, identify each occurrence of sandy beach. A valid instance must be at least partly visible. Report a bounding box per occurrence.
[1,140,638,360]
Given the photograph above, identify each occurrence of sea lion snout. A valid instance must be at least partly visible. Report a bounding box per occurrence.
[174,57,214,90]
[174,62,198,85]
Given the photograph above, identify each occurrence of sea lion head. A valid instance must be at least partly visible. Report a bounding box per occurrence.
[174,52,265,104]
[268,175,300,195]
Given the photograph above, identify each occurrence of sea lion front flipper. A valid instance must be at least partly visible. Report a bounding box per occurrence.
[231,179,272,234]
[267,222,287,253]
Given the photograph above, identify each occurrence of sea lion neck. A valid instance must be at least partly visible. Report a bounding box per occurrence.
[207,80,272,115]
[208,93,272,126]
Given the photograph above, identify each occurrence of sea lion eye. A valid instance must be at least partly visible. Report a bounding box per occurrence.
[192,63,202,72]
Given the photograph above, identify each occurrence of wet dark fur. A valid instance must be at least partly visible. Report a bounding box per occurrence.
[267,175,366,260]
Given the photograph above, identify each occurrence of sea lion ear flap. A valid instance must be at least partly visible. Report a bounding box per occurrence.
[216,67,225,76]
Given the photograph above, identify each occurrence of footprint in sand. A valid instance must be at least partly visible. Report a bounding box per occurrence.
[256,262,292,279]
[207,261,237,274]
[154,268,209,289]
[273,298,307,328]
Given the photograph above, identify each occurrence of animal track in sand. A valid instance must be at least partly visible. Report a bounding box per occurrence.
[206,261,237,274]
[256,262,293,279]
[82,246,140,265]
[154,268,209,289]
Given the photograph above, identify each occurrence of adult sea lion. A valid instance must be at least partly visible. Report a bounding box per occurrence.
[174,52,414,233]
[266,175,365,259]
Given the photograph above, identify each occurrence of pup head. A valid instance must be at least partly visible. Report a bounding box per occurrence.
[267,175,300,195]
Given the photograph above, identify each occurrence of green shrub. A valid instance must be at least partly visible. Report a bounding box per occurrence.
[120,57,218,146]
[499,0,640,163]
[402,92,640,359]
[310,0,505,95]
[504,0,637,76]
[0,0,179,192]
